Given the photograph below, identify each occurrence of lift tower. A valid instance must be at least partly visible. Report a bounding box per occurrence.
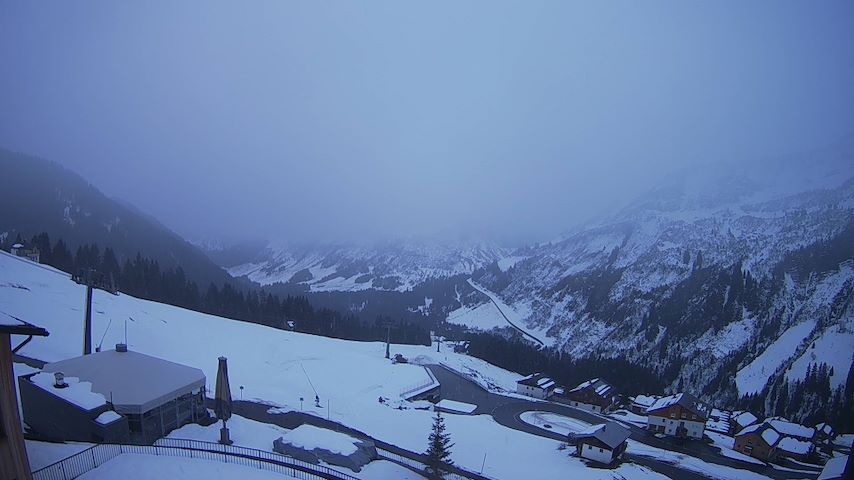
[72,268,117,355]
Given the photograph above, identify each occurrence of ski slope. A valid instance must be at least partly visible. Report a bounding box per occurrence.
[1,251,667,480]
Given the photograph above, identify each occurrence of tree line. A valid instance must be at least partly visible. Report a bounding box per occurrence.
[463,331,664,395]
[5,232,431,346]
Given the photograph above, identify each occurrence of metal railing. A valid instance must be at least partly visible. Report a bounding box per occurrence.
[32,438,362,480]
[400,366,440,399]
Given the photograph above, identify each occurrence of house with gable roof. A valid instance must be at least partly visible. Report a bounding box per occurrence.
[570,421,631,464]
[516,373,556,399]
[563,378,616,413]
[734,422,781,461]
[645,392,711,439]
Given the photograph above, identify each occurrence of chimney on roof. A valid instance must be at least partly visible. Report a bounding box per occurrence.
[115,343,128,352]
[53,372,68,389]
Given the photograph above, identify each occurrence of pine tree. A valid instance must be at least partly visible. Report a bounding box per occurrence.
[425,411,453,479]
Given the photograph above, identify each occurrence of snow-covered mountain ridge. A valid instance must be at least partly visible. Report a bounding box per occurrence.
[465,141,854,419]
[224,239,511,292]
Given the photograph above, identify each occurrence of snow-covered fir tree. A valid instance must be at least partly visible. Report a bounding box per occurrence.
[425,411,454,479]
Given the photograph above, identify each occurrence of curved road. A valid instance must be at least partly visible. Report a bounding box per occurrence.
[466,279,545,347]
[427,364,817,480]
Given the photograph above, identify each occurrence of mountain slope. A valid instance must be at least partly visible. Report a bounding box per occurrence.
[0,148,233,286]
[1,250,667,480]
[465,140,854,420]
[222,239,511,292]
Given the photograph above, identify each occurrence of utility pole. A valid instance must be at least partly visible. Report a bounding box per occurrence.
[381,319,395,359]
[83,284,93,355]
[73,268,116,355]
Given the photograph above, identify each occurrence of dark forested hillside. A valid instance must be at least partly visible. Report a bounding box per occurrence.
[0,148,233,287]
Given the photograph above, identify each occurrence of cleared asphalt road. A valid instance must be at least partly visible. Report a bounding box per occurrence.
[426,364,818,480]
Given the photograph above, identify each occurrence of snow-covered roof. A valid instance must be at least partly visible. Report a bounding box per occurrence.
[778,436,813,455]
[569,378,598,392]
[645,392,711,419]
[732,411,758,428]
[816,422,833,435]
[737,422,782,447]
[573,422,631,450]
[95,410,123,425]
[736,423,765,436]
[30,372,107,411]
[817,455,849,480]
[631,394,659,407]
[0,311,49,336]
[43,348,206,415]
[517,373,556,389]
[11,243,23,248]
[768,418,815,439]
[761,428,781,447]
[568,378,614,398]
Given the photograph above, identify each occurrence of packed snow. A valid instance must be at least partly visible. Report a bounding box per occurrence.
[94,410,123,425]
[279,424,360,456]
[168,414,290,452]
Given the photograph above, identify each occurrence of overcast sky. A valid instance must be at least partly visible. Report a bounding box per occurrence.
[2,1,853,244]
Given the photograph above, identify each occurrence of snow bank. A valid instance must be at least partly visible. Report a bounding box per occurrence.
[279,425,359,456]
[168,414,289,452]
[436,399,477,414]
[95,410,122,425]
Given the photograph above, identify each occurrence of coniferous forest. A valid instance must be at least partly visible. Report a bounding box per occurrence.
[4,232,431,347]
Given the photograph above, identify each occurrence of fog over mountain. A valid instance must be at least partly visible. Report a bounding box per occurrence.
[2,1,853,244]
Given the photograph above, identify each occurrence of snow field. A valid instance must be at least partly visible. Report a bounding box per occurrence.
[2,252,664,479]
[76,453,296,480]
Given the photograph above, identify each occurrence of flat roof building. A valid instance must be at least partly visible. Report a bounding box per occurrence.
[21,346,208,444]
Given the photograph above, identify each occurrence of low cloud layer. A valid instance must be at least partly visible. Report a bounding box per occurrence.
[2,1,853,243]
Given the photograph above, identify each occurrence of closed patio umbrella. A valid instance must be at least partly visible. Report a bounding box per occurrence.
[215,356,233,444]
